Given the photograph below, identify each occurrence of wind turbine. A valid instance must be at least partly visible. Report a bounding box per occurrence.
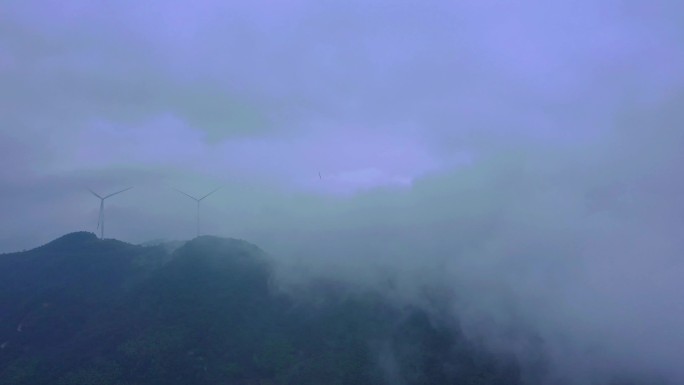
[174,187,222,237]
[88,187,133,239]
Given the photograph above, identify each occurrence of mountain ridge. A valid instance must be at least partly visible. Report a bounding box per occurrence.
[0,232,640,385]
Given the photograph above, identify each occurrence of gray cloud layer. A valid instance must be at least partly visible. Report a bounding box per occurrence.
[2,1,684,383]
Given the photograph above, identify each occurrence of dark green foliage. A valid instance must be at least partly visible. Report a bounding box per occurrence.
[0,232,527,384]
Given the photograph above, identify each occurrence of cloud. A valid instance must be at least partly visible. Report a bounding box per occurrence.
[276,131,683,384]
[2,1,684,383]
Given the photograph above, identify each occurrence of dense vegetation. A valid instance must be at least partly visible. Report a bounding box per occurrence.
[0,232,639,385]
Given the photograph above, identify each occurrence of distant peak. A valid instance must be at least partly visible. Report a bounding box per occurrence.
[49,232,99,244]
[34,232,124,253]
[180,235,265,257]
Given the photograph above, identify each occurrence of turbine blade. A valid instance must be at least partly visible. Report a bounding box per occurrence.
[87,188,103,199]
[104,187,133,199]
[199,187,222,201]
[173,188,199,201]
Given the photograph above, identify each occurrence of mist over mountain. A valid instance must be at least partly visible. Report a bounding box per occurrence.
[2,1,684,384]
[0,233,530,385]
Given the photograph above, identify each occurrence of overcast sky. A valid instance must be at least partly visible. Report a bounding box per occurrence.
[2,1,684,384]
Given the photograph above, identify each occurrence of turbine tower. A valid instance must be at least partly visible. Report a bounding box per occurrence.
[174,187,222,237]
[88,187,133,239]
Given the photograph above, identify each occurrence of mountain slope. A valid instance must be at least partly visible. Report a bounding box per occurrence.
[0,233,521,385]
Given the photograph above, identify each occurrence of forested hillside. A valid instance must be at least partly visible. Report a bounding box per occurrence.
[0,233,648,385]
